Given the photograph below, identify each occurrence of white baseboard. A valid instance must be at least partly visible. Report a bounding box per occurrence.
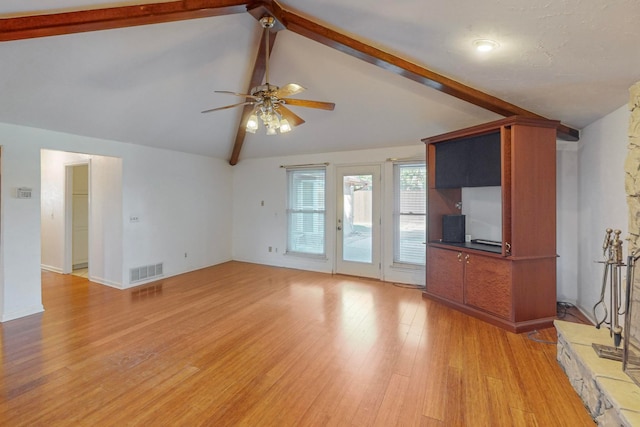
[41,264,63,274]
[89,276,123,289]
[2,304,45,322]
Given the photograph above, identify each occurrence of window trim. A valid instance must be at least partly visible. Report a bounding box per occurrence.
[392,160,426,267]
[285,166,327,258]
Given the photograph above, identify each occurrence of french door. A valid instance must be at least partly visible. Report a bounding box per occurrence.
[335,165,381,278]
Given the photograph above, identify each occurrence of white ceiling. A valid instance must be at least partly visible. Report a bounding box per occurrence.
[1,1,639,162]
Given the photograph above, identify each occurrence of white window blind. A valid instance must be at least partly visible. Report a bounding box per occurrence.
[394,162,426,265]
[286,167,326,256]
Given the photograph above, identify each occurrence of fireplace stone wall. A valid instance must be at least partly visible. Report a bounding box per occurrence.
[624,81,640,385]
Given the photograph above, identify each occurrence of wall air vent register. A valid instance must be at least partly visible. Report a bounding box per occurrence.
[130,263,163,284]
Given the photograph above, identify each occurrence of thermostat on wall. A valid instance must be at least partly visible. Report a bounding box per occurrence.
[16,187,32,199]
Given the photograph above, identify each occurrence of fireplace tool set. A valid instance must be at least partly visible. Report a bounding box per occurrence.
[592,228,629,359]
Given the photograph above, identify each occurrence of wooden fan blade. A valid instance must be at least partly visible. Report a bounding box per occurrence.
[201,101,254,113]
[282,98,335,111]
[277,105,305,127]
[274,83,305,98]
[215,90,261,100]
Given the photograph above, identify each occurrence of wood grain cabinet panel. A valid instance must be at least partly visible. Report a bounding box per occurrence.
[427,247,463,303]
[464,255,512,319]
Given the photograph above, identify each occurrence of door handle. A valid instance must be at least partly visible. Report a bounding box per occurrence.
[337,226,342,231]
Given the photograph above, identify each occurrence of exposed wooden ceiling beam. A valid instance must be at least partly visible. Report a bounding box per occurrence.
[0,0,249,41]
[0,0,580,166]
[229,27,278,165]
[271,5,579,142]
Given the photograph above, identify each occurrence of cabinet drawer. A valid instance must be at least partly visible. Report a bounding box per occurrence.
[464,255,512,319]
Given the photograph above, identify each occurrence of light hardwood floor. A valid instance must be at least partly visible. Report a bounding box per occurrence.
[0,261,593,426]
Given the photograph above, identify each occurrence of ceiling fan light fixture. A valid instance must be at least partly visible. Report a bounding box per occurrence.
[473,39,499,52]
[279,119,292,133]
[202,14,335,138]
[246,113,259,133]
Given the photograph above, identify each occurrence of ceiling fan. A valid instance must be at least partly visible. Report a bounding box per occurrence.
[202,15,336,135]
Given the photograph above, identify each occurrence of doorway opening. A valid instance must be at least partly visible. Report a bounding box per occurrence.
[41,149,123,289]
[336,164,381,279]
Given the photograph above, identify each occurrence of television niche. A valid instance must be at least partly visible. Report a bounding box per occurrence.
[434,131,501,189]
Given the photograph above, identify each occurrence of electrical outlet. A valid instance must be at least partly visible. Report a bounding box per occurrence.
[268,246,272,252]
[184,252,187,258]
[261,200,265,206]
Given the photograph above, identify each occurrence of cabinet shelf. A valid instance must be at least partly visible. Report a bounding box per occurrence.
[429,240,503,255]
[423,116,559,333]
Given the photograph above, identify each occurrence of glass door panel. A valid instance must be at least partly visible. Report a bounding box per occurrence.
[336,165,380,278]
[342,174,373,263]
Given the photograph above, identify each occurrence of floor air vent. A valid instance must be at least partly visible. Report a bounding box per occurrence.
[130,263,163,284]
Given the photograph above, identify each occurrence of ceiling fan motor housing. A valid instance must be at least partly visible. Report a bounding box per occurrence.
[251,84,279,96]
[260,16,275,29]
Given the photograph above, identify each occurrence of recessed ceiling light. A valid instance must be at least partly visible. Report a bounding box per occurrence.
[473,39,500,52]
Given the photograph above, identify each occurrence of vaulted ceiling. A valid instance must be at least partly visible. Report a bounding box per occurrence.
[1,1,639,164]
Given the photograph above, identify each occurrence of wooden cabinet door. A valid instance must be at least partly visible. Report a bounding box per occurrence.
[427,247,464,303]
[464,255,512,319]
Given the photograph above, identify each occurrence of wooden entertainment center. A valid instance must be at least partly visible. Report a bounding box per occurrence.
[423,116,559,333]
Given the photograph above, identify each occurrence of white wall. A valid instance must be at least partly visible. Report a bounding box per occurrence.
[0,148,3,318]
[577,104,629,320]
[89,154,123,286]
[461,186,502,242]
[557,143,579,303]
[1,139,43,321]
[1,122,233,321]
[41,150,70,273]
[121,144,233,285]
[232,144,427,286]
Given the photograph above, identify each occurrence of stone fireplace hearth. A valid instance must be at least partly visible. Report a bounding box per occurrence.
[556,321,640,426]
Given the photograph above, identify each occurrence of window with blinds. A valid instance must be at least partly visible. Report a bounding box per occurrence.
[394,162,426,265]
[286,167,326,256]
